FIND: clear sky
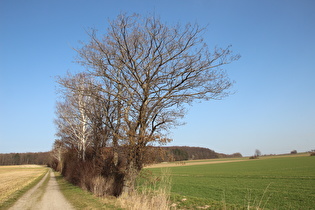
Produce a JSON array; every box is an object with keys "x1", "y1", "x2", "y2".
[{"x1": 1, "y1": 0, "x2": 314, "y2": 156}]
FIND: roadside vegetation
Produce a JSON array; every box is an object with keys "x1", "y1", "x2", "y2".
[
  {"x1": 55, "y1": 169, "x2": 171, "y2": 210},
  {"x1": 0, "y1": 165, "x2": 48, "y2": 209},
  {"x1": 54, "y1": 172, "x2": 119, "y2": 209}
]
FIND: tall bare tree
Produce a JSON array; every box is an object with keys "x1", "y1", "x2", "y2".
[
  {"x1": 55, "y1": 73, "x2": 95, "y2": 161},
  {"x1": 51, "y1": 140, "x2": 67, "y2": 172},
  {"x1": 77, "y1": 14, "x2": 239, "y2": 193},
  {"x1": 56, "y1": 13, "x2": 239, "y2": 195}
]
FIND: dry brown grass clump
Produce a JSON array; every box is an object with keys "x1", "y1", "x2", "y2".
[{"x1": 117, "y1": 169, "x2": 171, "y2": 210}]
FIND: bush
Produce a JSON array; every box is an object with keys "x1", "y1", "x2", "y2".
[
  {"x1": 310, "y1": 152, "x2": 315, "y2": 156},
  {"x1": 249, "y1": 156, "x2": 259, "y2": 159},
  {"x1": 60, "y1": 149, "x2": 125, "y2": 197}
]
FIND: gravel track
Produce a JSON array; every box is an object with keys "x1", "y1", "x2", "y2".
[{"x1": 9, "y1": 169, "x2": 74, "y2": 210}]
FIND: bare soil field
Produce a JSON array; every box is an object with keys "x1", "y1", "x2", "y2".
[
  {"x1": 0, "y1": 165, "x2": 47, "y2": 206},
  {"x1": 145, "y1": 158, "x2": 248, "y2": 168}
]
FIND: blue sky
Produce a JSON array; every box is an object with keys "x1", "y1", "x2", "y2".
[{"x1": 1, "y1": 0, "x2": 314, "y2": 156}]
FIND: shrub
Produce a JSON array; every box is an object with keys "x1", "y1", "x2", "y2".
[
  {"x1": 310, "y1": 152, "x2": 315, "y2": 156},
  {"x1": 60, "y1": 149, "x2": 125, "y2": 197}
]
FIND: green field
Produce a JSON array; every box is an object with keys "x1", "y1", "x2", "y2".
[{"x1": 146, "y1": 155, "x2": 315, "y2": 209}]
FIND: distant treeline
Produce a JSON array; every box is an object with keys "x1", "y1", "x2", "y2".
[
  {"x1": 0, "y1": 152, "x2": 51, "y2": 165},
  {"x1": 0, "y1": 147, "x2": 242, "y2": 166},
  {"x1": 145, "y1": 146, "x2": 242, "y2": 163},
  {"x1": 217, "y1": 152, "x2": 243, "y2": 158}
]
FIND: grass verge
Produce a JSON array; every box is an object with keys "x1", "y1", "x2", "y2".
[
  {"x1": 35, "y1": 170, "x2": 51, "y2": 202},
  {"x1": 0, "y1": 168, "x2": 49, "y2": 209},
  {"x1": 54, "y1": 172, "x2": 121, "y2": 209}
]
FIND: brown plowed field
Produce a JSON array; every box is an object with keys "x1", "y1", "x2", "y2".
[{"x1": 145, "y1": 158, "x2": 248, "y2": 168}]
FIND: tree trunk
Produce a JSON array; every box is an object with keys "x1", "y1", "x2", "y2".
[{"x1": 121, "y1": 161, "x2": 140, "y2": 195}]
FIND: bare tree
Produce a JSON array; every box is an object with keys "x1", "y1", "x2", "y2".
[
  {"x1": 55, "y1": 73, "x2": 96, "y2": 161},
  {"x1": 56, "y1": 13, "x2": 239, "y2": 195},
  {"x1": 255, "y1": 149, "x2": 262, "y2": 157},
  {"x1": 51, "y1": 140, "x2": 67, "y2": 172}
]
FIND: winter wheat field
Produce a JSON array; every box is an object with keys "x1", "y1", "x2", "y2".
[{"x1": 145, "y1": 153, "x2": 315, "y2": 209}]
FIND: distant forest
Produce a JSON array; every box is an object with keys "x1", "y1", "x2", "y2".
[
  {"x1": 0, "y1": 147, "x2": 242, "y2": 165},
  {"x1": 145, "y1": 146, "x2": 242, "y2": 163},
  {"x1": 0, "y1": 152, "x2": 51, "y2": 165}
]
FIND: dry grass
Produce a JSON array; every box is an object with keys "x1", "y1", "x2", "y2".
[
  {"x1": 0, "y1": 165, "x2": 47, "y2": 205},
  {"x1": 117, "y1": 168, "x2": 171, "y2": 210},
  {"x1": 118, "y1": 189, "x2": 170, "y2": 210}
]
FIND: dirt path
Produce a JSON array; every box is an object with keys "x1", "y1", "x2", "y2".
[{"x1": 9, "y1": 169, "x2": 74, "y2": 210}]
